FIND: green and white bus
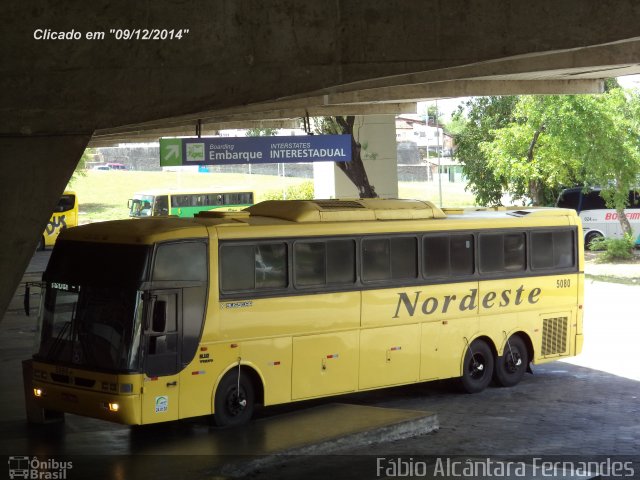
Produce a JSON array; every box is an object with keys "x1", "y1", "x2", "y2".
[{"x1": 128, "y1": 189, "x2": 254, "y2": 218}]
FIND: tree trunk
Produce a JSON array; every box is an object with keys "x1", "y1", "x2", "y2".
[
  {"x1": 334, "y1": 116, "x2": 378, "y2": 198},
  {"x1": 616, "y1": 206, "x2": 633, "y2": 237},
  {"x1": 526, "y1": 124, "x2": 545, "y2": 206}
]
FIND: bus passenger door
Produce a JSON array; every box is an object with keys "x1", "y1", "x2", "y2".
[{"x1": 141, "y1": 291, "x2": 181, "y2": 424}]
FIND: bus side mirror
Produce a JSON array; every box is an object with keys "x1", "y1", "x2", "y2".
[
  {"x1": 152, "y1": 300, "x2": 167, "y2": 333},
  {"x1": 24, "y1": 284, "x2": 31, "y2": 316},
  {"x1": 127, "y1": 199, "x2": 133, "y2": 209}
]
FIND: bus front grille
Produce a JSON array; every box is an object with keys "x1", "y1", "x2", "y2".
[{"x1": 541, "y1": 316, "x2": 568, "y2": 356}]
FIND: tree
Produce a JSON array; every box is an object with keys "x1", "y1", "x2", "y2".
[
  {"x1": 245, "y1": 127, "x2": 278, "y2": 137},
  {"x1": 481, "y1": 88, "x2": 640, "y2": 234},
  {"x1": 68, "y1": 148, "x2": 94, "y2": 185},
  {"x1": 313, "y1": 116, "x2": 377, "y2": 198},
  {"x1": 451, "y1": 96, "x2": 519, "y2": 205}
]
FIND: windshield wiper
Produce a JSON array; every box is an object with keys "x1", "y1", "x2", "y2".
[{"x1": 47, "y1": 320, "x2": 72, "y2": 361}]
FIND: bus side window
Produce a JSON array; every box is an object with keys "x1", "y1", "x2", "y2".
[
  {"x1": 293, "y1": 239, "x2": 355, "y2": 288},
  {"x1": 146, "y1": 293, "x2": 179, "y2": 377},
  {"x1": 480, "y1": 233, "x2": 526, "y2": 273},
  {"x1": 424, "y1": 234, "x2": 474, "y2": 278},
  {"x1": 220, "y1": 243, "x2": 287, "y2": 292},
  {"x1": 362, "y1": 237, "x2": 417, "y2": 282},
  {"x1": 531, "y1": 230, "x2": 575, "y2": 270},
  {"x1": 154, "y1": 195, "x2": 169, "y2": 216}
]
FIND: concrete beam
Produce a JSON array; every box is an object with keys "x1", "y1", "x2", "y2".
[
  {"x1": 92, "y1": 103, "x2": 417, "y2": 140},
  {"x1": 0, "y1": 136, "x2": 90, "y2": 319},
  {"x1": 325, "y1": 80, "x2": 605, "y2": 105},
  {"x1": 3, "y1": 2, "x2": 640, "y2": 135}
]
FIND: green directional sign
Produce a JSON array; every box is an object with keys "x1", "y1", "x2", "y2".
[{"x1": 160, "y1": 138, "x2": 182, "y2": 167}]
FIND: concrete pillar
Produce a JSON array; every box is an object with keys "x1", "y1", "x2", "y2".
[
  {"x1": 313, "y1": 115, "x2": 398, "y2": 199},
  {"x1": 0, "y1": 136, "x2": 90, "y2": 319}
]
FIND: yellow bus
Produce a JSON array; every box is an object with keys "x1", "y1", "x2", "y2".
[
  {"x1": 128, "y1": 188, "x2": 254, "y2": 218},
  {"x1": 37, "y1": 191, "x2": 78, "y2": 250},
  {"x1": 25, "y1": 199, "x2": 584, "y2": 427}
]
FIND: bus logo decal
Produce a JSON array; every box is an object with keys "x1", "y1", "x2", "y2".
[
  {"x1": 393, "y1": 286, "x2": 542, "y2": 319},
  {"x1": 155, "y1": 396, "x2": 168, "y2": 413},
  {"x1": 221, "y1": 301, "x2": 253, "y2": 309}
]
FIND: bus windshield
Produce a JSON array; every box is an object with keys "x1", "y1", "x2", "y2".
[
  {"x1": 128, "y1": 195, "x2": 154, "y2": 217},
  {"x1": 35, "y1": 241, "x2": 152, "y2": 372},
  {"x1": 35, "y1": 285, "x2": 144, "y2": 373}
]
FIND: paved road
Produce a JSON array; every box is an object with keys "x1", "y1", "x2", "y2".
[{"x1": 1, "y1": 251, "x2": 639, "y2": 479}]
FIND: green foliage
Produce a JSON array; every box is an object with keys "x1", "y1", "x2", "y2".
[
  {"x1": 452, "y1": 96, "x2": 519, "y2": 206},
  {"x1": 589, "y1": 234, "x2": 635, "y2": 262},
  {"x1": 68, "y1": 148, "x2": 94, "y2": 185},
  {"x1": 245, "y1": 127, "x2": 278, "y2": 137},
  {"x1": 455, "y1": 86, "x2": 640, "y2": 217},
  {"x1": 263, "y1": 181, "x2": 314, "y2": 200}
]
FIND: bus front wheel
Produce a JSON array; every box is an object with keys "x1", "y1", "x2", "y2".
[
  {"x1": 213, "y1": 370, "x2": 255, "y2": 427},
  {"x1": 460, "y1": 340, "x2": 494, "y2": 394},
  {"x1": 585, "y1": 231, "x2": 603, "y2": 249},
  {"x1": 493, "y1": 336, "x2": 528, "y2": 388}
]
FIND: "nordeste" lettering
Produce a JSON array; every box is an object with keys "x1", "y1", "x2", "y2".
[{"x1": 393, "y1": 286, "x2": 542, "y2": 318}]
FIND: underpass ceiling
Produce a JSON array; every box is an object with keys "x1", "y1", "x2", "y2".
[{"x1": 90, "y1": 38, "x2": 640, "y2": 146}]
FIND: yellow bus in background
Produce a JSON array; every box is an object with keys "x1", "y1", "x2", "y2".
[
  {"x1": 37, "y1": 191, "x2": 78, "y2": 250},
  {"x1": 25, "y1": 199, "x2": 584, "y2": 426}
]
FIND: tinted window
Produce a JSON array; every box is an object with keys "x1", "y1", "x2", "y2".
[
  {"x1": 327, "y1": 240, "x2": 356, "y2": 284},
  {"x1": 581, "y1": 191, "x2": 607, "y2": 210},
  {"x1": 451, "y1": 235, "x2": 475, "y2": 275},
  {"x1": 362, "y1": 238, "x2": 389, "y2": 281},
  {"x1": 362, "y1": 237, "x2": 417, "y2": 282},
  {"x1": 480, "y1": 233, "x2": 526, "y2": 273},
  {"x1": 295, "y1": 242, "x2": 325, "y2": 286},
  {"x1": 423, "y1": 236, "x2": 449, "y2": 277},
  {"x1": 557, "y1": 189, "x2": 580, "y2": 209},
  {"x1": 220, "y1": 245, "x2": 254, "y2": 291},
  {"x1": 56, "y1": 194, "x2": 76, "y2": 212},
  {"x1": 294, "y1": 239, "x2": 356, "y2": 287},
  {"x1": 153, "y1": 242, "x2": 207, "y2": 281},
  {"x1": 424, "y1": 234, "x2": 474, "y2": 277},
  {"x1": 531, "y1": 230, "x2": 575, "y2": 270},
  {"x1": 154, "y1": 195, "x2": 169, "y2": 215},
  {"x1": 220, "y1": 243, "x2": 287, "y2": 292}
]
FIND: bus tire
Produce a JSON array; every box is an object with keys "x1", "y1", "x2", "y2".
[
  {"x1": 493, "y1": 336, "x2": 528, "y2": 388},
  {"x1": 585, "y1": 231, "x2": 603, "y2": 249},
  {"x1": 460, "y1": 340, "x2": 494, "y2": 394},
  {"x1": 213, "y1": 370, "x2": 255, "y2": 427}
]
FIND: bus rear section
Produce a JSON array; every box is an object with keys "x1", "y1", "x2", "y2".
[{"x1": 38, "y1": 191, "x2": 78, "y2": 250}]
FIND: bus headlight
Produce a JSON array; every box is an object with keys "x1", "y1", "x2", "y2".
[
  {"x1": 33, "y1": 388, "x2": 44, "y2": 397},
  {"x1": 108, "y1": 403, "x2": 120, "y2": 412}
]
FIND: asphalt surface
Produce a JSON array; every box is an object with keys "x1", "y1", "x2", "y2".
[{"x1": 1, "y1": 250, "x2": 639, "y2": 479}]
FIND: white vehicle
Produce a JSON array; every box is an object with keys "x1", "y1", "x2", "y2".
[{"x1": 556, "y1": 187, "x2": 640, "y2": 247}]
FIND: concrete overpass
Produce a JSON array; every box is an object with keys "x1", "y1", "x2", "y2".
[{"x1": 1, "y1": 0, "x2": 640, "y2": 317}]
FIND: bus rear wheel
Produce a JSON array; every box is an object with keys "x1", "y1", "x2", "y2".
[
  {"x1": 460, "y1": 340, "x2": 494, "y2": 394},
  {"x1": 493, "y1": 336, "x2": 528, "y2": 388},
  {"x1": 213, "y1": 370, "x2": 255, "y2": 427}
]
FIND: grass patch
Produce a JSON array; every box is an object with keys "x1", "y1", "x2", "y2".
[
  {"x1": 67, "y1": 170, "x2": 310, "y2": 222},
  {"x1": 67, "y1": 171, "x2": 480, "y2": 223}
]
